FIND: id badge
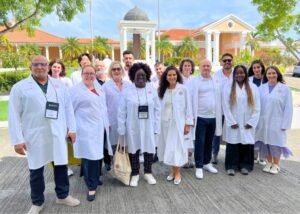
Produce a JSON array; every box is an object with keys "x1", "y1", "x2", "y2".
[
  {"x1": 45, "y1": 101, "x2": 59, "y2": 119},
  {"x1": 138, "y1": 105, "x2": 148, "y2": 119}
]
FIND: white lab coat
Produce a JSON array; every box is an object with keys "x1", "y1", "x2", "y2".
[
  {"x1": 8, "y1": 75, "x2": 76, "y2": 169},
  {"x1": 118, "y1": 83, "x2": 161, "y2": 154},
  {"x1": 70, "y1": 81, "x2": 112, "y2": 160},
  {"x1": 255, "y1": 82, "x2": 293, "y2": 147},
  {"x1": 102, "y1": 79, "x2": 131, "y2": 146},
  {"x1": 187, "y1": 75, "x2": 223, "y2": 140},
  {"x1": 222, "y1": 82, "x2": 261, "y2": 144},
  {"x1": 70, "y1": 70, "x2": 82, "y2": 85},
  {"x1": 150, "y1": 75, "x2": 160, "y2": 89},
  {"x1": 157, "y1": 83, "x2": 193, "y2": 166}
]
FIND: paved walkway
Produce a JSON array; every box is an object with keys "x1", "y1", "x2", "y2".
[{"x1": 1, "y1": 127, "x2": 300, "y2": 214}]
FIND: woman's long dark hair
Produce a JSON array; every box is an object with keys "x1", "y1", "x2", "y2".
[
  {"x1": 230, "y1": 65, "x2": 254, "y2": 111},
  {"x1": 48, "y1": 59, "x2": 66, "y2": 77},
  {"x1": 158, "y1": 66, "x2": 183, "y2": 99}
]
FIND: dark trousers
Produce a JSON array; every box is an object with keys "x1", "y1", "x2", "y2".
[
  {"x1": 225, "y1": 143, "x2": 254, "y2": 171},
  {"x1": 82, "y1": 158, "x2": 100, "y2": 191},
  {"x1": 194, "y1": 117, "x2": 216, "y2": 168},
  {"x1": 212, "y1": 115, "x2": 225, "y2": 156},
  {"x1": 128, "y1": 150, "x2": 153, "y2": 176},
  {"x1": 30, "y1": 165, "x2": 69, "y2": 206}
]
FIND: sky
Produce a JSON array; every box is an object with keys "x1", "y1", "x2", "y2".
[{"x1": 40, "y1": 0, "x2": 300, "y2": 40}]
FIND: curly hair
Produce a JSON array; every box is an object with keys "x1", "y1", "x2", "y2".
[
  {"x1": 158, "y1": 66, "x2": 183, "y2": 99},
  {"x1": 128, "y1": 63, "x2": 152, "y2": 82},
  {"x1": 230, "y1": 65, "x2": 254, "y2": 111},
  {"x1": 248, "y1": 59, "x2": 265, "y2": 77},
  {"x1": 179, "y1": 58, "x2": 195, "y2": 75},
  {"x1": 263, "y1": 66, "x2": 285, "y2": 84},
  {"x1": 48, "y1": 59, "x2": 66, "y2": 77}
]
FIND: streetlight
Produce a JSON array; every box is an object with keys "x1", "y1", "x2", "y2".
[
  {"x1": 88, "y1": 0, "x2": 94, "y2": 63},
  {"x1": 157, "y1": 0, "x2": 160, "y2": 62}
]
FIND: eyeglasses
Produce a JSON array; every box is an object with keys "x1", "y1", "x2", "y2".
[
  {"x1": 222, "y1": 59, "x2": 232, "y2": 63},
  {"x1": 32, "y1": 63, "x2": 48, "y2": 67},
  {"x1": 82, "y1": 73, "x2": 95, "y2": 76},
  {"x1": 112, "y1": 67, "x2": 121, "y2": 71}
]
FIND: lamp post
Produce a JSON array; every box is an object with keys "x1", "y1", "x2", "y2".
[
  {"x1": 157, "y1": 0, "x2": 160, "y2": 62},
  {"x1": 89, "y1": 0, "x2": 94, "y2": 63}
]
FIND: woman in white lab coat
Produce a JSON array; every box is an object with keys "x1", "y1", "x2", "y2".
[
  {"x1": 248, "y1": 60, "x2": 266, "y2": 166},
  {"x1": 118, "y1": 63, "x2": 161, "y2": 187},
  {"x1": 157, "y1": 66, "x2": 193, "y2": 185},
  {"x1": 222, "y1": 65, "x2": 260, "y2": 176},
  {"x1": 179, "y1": 58, "x2": 195, "y2": 168},
  {"x1": 255, "y1": 66, "x2": 293, "y2": 174},
  {"x1": 70, "y1": 65, "x2": 111, "y2": 201},
  {"x1": 102, "y1": 62, "x2": 131, "y2": 170}
]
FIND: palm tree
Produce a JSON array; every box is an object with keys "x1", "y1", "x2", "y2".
[
  {"x1": 89, "y1": 36, "x2": 111, "y2": 59},
  {"x1": 61, "y1": 37, "x2": 83, "y2": 61},
  {"x1": 156, "y1": 36, "x2": 174, "y2": 63},
  {"x1": 18, "y1": 43, "x2": 42, "y2": 66},
  {"x1": 246, "y1": 32, "x2": 260, "y2": 56},
  {"x1": 177, "y1": 37, "x2": 198, "y2": 59}
]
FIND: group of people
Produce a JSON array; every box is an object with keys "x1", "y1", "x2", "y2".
[{"x1": 8, "y1": 50, "x2": 293, "y2": 214}]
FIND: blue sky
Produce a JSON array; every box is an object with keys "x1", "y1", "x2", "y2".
[{"x1": 40, "y1": 0, "x2": 299, "y2": 40}]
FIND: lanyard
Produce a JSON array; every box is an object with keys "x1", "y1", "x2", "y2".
[{"x1": 34, "y1": 77, "x2": 58, "y2": 103}]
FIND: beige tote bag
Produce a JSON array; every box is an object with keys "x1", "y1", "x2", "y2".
[{"x1": 113, "y1": 136, "x2": 132, "y2": 186}]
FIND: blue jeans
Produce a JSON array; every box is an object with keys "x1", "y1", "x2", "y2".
[
  {"x1": 212, "y1": 115, "x2": 225, "y2": 156},
  {"x1": 30, "y1": 164, "x2": 69, "y2": 206},
  {"x1": 194, "y1": 117, "x2": 216, "y2": 168},
  {"x1": 82, "y1": 158, "x2": 101, "y2": 191}
]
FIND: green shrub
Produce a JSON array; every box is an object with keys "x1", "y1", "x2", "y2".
[{"x1": 0, "y1": 71, "x2": 30, "y2": 93}]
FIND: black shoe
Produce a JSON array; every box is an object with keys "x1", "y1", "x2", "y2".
[
  {"x1": 212, "y1": 155, "x2": 218, "y2": 164},
  {"x1": 98, "y1": 180, "x2": 103, "y2": 186},
  {"x1": 105, "y1": 164, "x2": 111, "y2": 171},
  {"x1": 87, "y1": 192, "x2": 96, "y2": 201},
  {"x1": 153, "y1": 154, "x2": 159, "y2": 163}
]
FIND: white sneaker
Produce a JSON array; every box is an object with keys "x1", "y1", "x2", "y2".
[
  {"x1": 56, "y1": 195, "x2": 80, "y2": 207},
  {"x1": 67, "y1": 168, "x2": 74, "y2": 176},
  {"x1": 258, "y1": 160, "x2": 267, "y2": 166},
  {"x1": 27, "y1": 204, "x2": 44, "y2": 214},
  {"x1": 269, "y1": 164, "x2": 280, "y2": 174},
  {"x1": 195, "y1": 168, "x2": 203, "y2": 179},
  {"x1": 203, "y1": 163, "x2": 218, "y2": 173},
  {"x1": 262, "y1": 162, "x2": 272, "y2": 173},
  {"x1": 130, "y1": 175, "x2": 140, "y2": 187},
  {"x1": 144, "y1": 173, "x2": 157, "y2": 185}
]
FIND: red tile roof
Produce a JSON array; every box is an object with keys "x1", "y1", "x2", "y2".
[
  {"x1": 161, "y1": 29, "x2": 196, "y2": 40},
  {"x1": 78, "y1": 38, "x2": 119, "y2": 45},
  {"x1": 1, "y1": 27, "x2": 66, "y2": 44}
]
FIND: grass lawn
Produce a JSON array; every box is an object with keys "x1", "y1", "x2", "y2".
[
  {"x1": 290, "y1": 87, "x2": 300, "y2": 92},
  {"x1": 0, "y1": 101, "x2": 8, "y2": 121}
]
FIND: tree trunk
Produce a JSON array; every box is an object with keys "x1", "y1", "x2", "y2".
[{"x1": 275, "y1": 29, "x2": 300, "y2": 61}]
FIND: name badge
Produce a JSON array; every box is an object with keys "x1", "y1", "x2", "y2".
[
  {"x1": 45, "y1": 101, "x2": 59, "y2": 119},
  {"x1": 138, "y1": 105, "x2": 148, "y2": 119}
]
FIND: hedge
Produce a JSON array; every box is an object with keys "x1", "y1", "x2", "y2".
[{"x1": 0, "y1": 71, "x2": 30, "y2": 93}]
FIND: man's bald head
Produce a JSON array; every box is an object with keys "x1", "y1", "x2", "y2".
[
  {"x1": 200, "y1": 58, "x2": 212, "y2": 78},
  {"x1": 30, "y1": 55, "x2": 49, "y2": 82}
]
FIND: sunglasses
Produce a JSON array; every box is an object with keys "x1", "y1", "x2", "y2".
[
  {"x1": 222, "y1": 59, "x2": 232, "y2": 63},
  {"x1": 32, "y1": 63, "x2": 48, "y2": 67},
  {"x1": 112, "y1": 67, "x2": 121, "y2": 71}
]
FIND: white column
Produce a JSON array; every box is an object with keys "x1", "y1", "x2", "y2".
[
  {"x1": 145, "y1": 32, "x2": 150, "y2": 63},
  {"x1": 151, "y1": 29, "x2": 156, "y2": 65},
  {"x1": 15, "y1": 44, "x2": 18, "y2": 53},
  {"x1": 205, "y1": 31, "x2": 212, "y2": 62},
  {"x1": 59, "y1": 47, "x2": 62, "y2": 59},
  {"x1": 123, "y1": 28, "x2": 127, "y2": 52},
  {"x1": 240, "y1": 31, "x2": 247, "y2": 51},
  {"x1": 111, "y1": 46, "x2": 115, "y2": 61},
  {"x1": 213, "y1": 31, "x2": 220, "y2": 65},
  {"x1": 119, "y1": 29, "x2": 124, "y2": 62},
  {"x1": 45, "y1": 46, "x2": 49, "y2": 60}
]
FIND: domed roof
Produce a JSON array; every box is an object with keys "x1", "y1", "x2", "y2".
[{"x1": 123, "y1": 7, "x2": 149, "y2": 21}]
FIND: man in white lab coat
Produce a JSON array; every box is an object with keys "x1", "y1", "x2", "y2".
[
  {"x1": 8, "y1": 56, "x2": 80, "y2": 214},
  {"x1": 211, "y1": 53, "x2": 234, "y2": 164}
]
